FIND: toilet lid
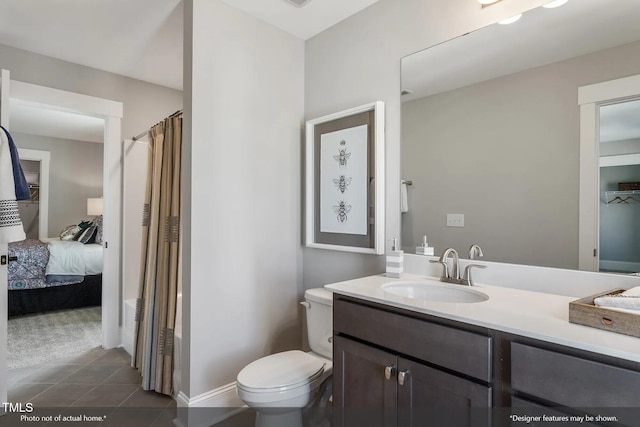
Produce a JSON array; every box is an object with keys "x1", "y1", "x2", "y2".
[{"x1": 237, "y1": 350, "x2": 325, "y2": 391}]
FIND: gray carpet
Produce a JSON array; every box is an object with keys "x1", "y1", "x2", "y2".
[{"x1": 8, "y1": 307, "x2": 102, "y2": 370}]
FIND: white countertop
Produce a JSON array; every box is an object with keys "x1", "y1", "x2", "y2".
[{"x1": 325, "y1": 273, "x2": 640, "y2": 363}]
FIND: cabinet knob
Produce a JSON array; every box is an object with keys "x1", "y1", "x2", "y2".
[
  {"x1": 384, "y1": 365, "x2": 396, "y2": 380},
  {"x1": 398, "y1": 370, "x2": 409, "y2": 386}
]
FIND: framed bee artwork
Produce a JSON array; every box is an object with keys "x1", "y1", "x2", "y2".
[{"x1": 305, "y1": 101, "x2": 385, "y2": 254}]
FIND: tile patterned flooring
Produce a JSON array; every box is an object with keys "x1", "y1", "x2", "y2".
[
  {"x1": 5, "y1": 348, "x2": 176, "y2": 427},
  {"x1": 5, "y1": 348, "x2": 257, "y2": 427}
]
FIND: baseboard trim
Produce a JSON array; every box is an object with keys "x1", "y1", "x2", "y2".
[{"x1": 174, "y1": 382, "x2": 247, "y2": 427}]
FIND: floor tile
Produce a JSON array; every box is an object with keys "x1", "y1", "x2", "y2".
[
  {"x1": 30, "y1": 383, "x2": 95, "y2": 407},
  {"x1": 43, "y1": 408, "x2": 109, "y2": 427},
  {"x1": 7, "y1": 383, "x2": 53, "y2": 402},
  {"x1": 89, "y1": 349, "x2": 131, "y2": 366},
  {"x1": 210, "y1": 409, "x2": 256, "y2": 427},
  {"x1": 100, "y1": 408, "x2": 165, "y2": 427},
  {"x1": 7, "y1": 364, "x2": 46, "y2": 384},
  {"x1": 149, "y1": 406, "x2": 178, "y2": 427},
  {"x1": 119, "y1": 388, "x2": 174, "y2": 408},
  {"x1": 102, "y1": 366, "x2": 143, "y2": 385},
  {"x1": 50, "y1": 349, "x2": 108, "y2": 365},
  {"x1": 59, "y1": 365, "x2": 121, "y2": 384},
  {"x1": 8, "y1": 345, "x2": 176, "y2": 423},
  {"x1": 71, "y1": 384, "x2": 139, "y2": 408},
  {"x1": 23, "y1": 365, "x2": 84, "y2": 384}
]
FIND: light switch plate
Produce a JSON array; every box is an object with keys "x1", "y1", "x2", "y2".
[{"x1": 447, "y1": 213, "x2": 464, "y2": 227}]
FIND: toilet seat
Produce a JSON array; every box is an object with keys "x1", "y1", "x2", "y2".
[{"x1": 237, "y1": 350, "x2": 326, "y2": 394}]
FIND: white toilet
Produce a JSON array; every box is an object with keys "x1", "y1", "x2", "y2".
[{"x1": 236, "y1": 288, "x2": 333, "y2": 427}]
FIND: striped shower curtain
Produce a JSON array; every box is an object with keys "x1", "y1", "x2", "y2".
[{"x1": 133, "y1": 113, "x2": 182, "y2": 395}]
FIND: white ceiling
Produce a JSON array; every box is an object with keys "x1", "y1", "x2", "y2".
[
  {"x1": 0, "y1": 0, "x2": 184, "y2": 90},
  {"x1": 401, "y1": 0, "x2": 640, "y2": 143},
  {"x1": 220, "y1": 0, "x2": 380, "y2": 40},
  {"x1": 0, "y1": 0, "x2": 378, "y2": 142},
  {"x1": 402, "y1": 0, "x2": 640, "y2": 101}
]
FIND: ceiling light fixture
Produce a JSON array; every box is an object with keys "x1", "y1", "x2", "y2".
[
  {"x1": 284, "y1": 0, "x2": 312, "y2": 7},
  {"x1": 543, "y1": 0, "x2": 569, "y2": 8},
  {"x1": 478, "y1": 0, "x2": 501, "y2": 4},
  {"x1": 498, "y1": 14, "x2": 522, "y2": 25}
]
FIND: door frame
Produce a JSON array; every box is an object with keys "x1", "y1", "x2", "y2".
[
  {"x1": 16, "y1": 148, "x2": 50, "y2": 240},
  {"x1": 578, "y1": 74, "x2": 640, "y2": 270},
  {"x1": 0, "y1": 72, "x2": 124, "y2": 400}
]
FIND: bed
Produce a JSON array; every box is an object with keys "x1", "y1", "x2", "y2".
[{"x1": 8, "y1": 238, "x2": 103, "y2": 317}]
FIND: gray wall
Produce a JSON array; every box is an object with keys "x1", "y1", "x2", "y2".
[
  {"x1": 14, "y1": 133, "x2": 103, "y2": 237},
  {"x1": 182, "y1": 0, "x2": 304, "y2": 399},
  {"x1": 0, "y1": 44, "x2": 182, "y2": 140},
  {"x1": 303, "y1": 0, "x2": 551, "y2": 289},
  {"x1": 401, "y1": 40, "x2": 640, "y2": 269}
]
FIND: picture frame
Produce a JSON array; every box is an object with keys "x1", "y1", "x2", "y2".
[{"x1": 305, "y1": 101, "x2": 385, "y2": 254}]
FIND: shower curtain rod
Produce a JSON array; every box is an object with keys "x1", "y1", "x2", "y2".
[{"x1": 131, "y1": 109, "x2": 183, "y2": 141}]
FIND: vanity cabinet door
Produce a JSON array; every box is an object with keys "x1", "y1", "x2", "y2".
[
  {"x1": 333, "y1": 335, "x2": 398, "y2": 427},
  {"x1": 397, "y1": 357, "x2": 491, "y2": 427}
]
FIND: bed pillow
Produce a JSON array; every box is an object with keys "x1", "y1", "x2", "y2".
[
  {"x1": 77, "y1": 225, "x2": 97, "y2": 244},
  {"x1": 60, "y1": 225, "x2": 81, "y2": 241},
  {"x1": 93, "y1": 215, "x2": 103, "y2": 244}
]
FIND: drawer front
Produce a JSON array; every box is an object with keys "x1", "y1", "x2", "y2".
[
  {"x1": 334, "y1": 299, "x2": 492, "y2": 382},
  {"x1": 510, "y1": 397, "x2": 601, "y2": 427},
  {"x1": 511, "y1": 342, "x2": 640, "y2": 407}
]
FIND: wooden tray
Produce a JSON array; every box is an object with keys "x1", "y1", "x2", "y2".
[{"x1": 569, "y1": 289, "x2": 640, "y2": 338}]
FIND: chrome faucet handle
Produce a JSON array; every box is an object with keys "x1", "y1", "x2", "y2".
[
  {"x1": 462, "y1": 264, "x2": 486, "y2": 286},
  {"x1": 468, "y1": 244, "x2": 484, "y2": 260},
  {"x1": 429, "y1": 260, "x2": 449, "y2": 279}
]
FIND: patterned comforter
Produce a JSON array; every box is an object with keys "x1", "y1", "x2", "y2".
[{"x1": 8, "y1": 239, "x2": 83, "y2": 290}]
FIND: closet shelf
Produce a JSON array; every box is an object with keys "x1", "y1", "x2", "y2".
[{"x1": 602, "y1": 190, "x2": 640, "y2": 205}]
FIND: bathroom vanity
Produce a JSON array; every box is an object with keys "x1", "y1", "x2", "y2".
[{"x1": 327, "y1": 273, "x2": 640, "y2": 427}]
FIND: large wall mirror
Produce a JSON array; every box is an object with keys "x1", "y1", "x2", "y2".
[{"x1": 401, "y1": 0, "x2": 640, "y2": 271}]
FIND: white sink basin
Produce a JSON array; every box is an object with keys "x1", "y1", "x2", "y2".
[{"x1": 382, "y1": 280, "x2": 489, "y2": 303}]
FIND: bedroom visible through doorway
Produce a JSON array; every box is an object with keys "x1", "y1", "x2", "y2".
[{"x1": 7, "y1": 106, "x2": 105, "y2": 370}]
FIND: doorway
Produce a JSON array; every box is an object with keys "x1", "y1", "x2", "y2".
[
  {"x1": 579, "y1": 74, "x2": 640, "y2": 271},
  {"x1": 0, "y1": 71, "x2": 123, "y2": 405},
  {"x1": 597, "y1": 98, "x2": 640, "y2": 273},
  {"x1": 9, "y1": 127, "x2": 104, "y2": 369}
]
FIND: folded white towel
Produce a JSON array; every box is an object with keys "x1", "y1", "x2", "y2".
[
  {"x1": 594, "y1": 286, "x2": 640, "y2": 311},
  {"x1": 400, "y1": 180, "x2": 409, "y2": 213},
  {"x1": 0, "y1": 129, "x2": 26, "y2": 243}
]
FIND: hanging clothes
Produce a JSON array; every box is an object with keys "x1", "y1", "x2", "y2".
[
  {"x1": 0, "y1": 125, "x2": 29, "y2": 201},
  {"x1": 0, "y1": 128, "x2": 26, "y2": 243},
  {"x1": 133, "y1": 112, "x2": 182, "y2": 396}
]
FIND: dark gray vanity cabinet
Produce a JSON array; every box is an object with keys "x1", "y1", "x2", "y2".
[
  {"x1": 511, "y1": 342, "x2": 640, "y2": 408},
  {"x1": 332, "y1": 292, "x2": 640, "y2": 427},
  {"x1": 333, "y1": 295, "x2": 492, "y2": 427}
]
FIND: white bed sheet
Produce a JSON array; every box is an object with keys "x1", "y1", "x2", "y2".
[{"x1": 44, "y1": 239, "x2": 103, "y2": 276}]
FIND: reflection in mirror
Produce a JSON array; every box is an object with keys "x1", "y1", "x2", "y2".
[{"x1": 400, "y1": 0, "x2": 640, "y2": 270}]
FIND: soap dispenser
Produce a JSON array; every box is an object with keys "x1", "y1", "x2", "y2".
[
  {"x1": 416, "y1": 235, "x2": 435, "y2": 256},
  {"x1": 386, "y1": 238, "x2": 404, "y2": 278}
]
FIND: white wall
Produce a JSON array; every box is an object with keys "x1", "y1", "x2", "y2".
[
  {"x1": 14, "y1": 133, "x2": 103, "y2": 236},
  {"x1": 302, "y1": 0, "x2": 552, "y2": 289},
  {"x1": 182, "y1": 0, "x2": 304, "y2": 400}
]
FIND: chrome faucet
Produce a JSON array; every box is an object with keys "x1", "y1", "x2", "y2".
[
  {"x1": 430, "y1": 247, "x2": 459, "y2": 282},
  {"x1": 468, "y1": 244, "x2": 484, "y2": 260},
  {"x1": 431, "y1": 247, "x2": 486, "y2": 286}
]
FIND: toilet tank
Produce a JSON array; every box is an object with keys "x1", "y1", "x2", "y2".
[{"x1": 303, "y1": 288, "x2": 333, "y2": 359}]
